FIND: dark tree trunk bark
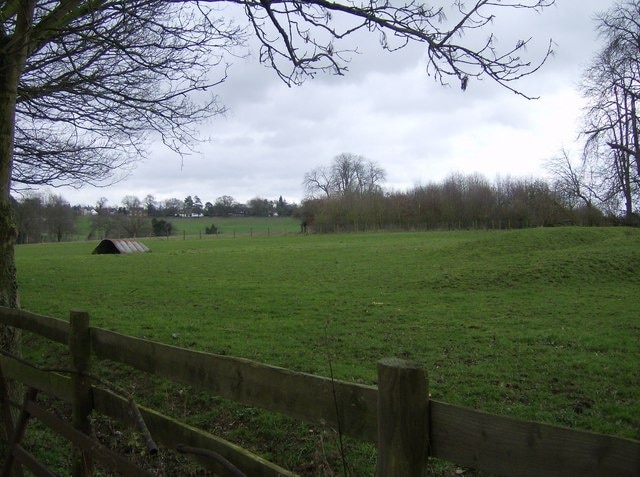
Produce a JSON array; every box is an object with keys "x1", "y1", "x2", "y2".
[
  {"x1": 0, "y1": 0, "x2": 37, "y2": 440},
  {"x1": 0, "y1": 0, "x2": 35, "y2": 385},
  {"x1": 0, "y1": 48, "x2": 21, "y2": 355},
  {"x1": 0, "y1": 40, "x2": 23, "y2": 443},
  {"x1": 631, "y1": 97, "x2": 640, "y2": 188}
]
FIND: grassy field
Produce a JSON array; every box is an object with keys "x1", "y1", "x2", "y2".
[
  {"x1": 167, "y1": 215, "x2": 301, "y2": 236},
  {"x1": 73, "y1": 215, "x2": 301, "y2": 240},
  {"x1": 13, "y1": 227, "x2": 640, "y2": 475}
]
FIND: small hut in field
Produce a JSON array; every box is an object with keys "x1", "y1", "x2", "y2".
[{"x1": 92, "y1": 239, "x2": 150, "y2": 254}]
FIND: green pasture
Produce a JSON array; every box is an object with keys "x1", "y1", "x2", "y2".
[
  {"x1": 14, "y1": 227, "x2": 640, "y2": 475},
  {"x1": 73, "y1": 215, "x2": 301, "y2": 240},
  {"x1": 73, "y1": 214, "x2": 93, "y2": 239},
  {"x1": 167, "y1": 215, "x2": 300, "y2": 236}
]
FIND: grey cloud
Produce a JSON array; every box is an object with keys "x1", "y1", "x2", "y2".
[{"x1": 45, "y1": 0, "x2": 617, "y2": 207}]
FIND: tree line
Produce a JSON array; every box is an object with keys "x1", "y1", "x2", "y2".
[
  {"x1": 11, "y1": 193, "x2": 297, "y2": 243},
  {"x1": 107, "y1": 194, "x2": 296, "y2": 219},
  {"x1": 300, "y1": 0, "x2": 640, "y2": 230},
  {"x1": 10, "y1": 193, "x2": 78, "y2": 244},
  {"x1": 298, "y1": 171, "x2": 607, "y2": 233},
  {"x1": 11, "y1": 148, "x2": 632, "y2": 244},
  {"x1": 90, "y1": 194, "x2": 296, "y2": 239}
]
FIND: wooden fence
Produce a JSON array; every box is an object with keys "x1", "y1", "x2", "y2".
[{"x1": 0, "y1": 306, "x2": 638, "y2": 476}]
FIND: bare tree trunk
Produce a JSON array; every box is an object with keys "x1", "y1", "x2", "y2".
[
  {"x1": 0, "y1": 4, "x2": 34, "y2": 439},
  {"x1": 0, "y1": 50, "x2": 21, "y2": 353},
  {"x1": 0, "y1": 59, "x2": 22, "y2": 444},
  {"x1": 631, "y1": 97, "x2": 640, "y2": 179},
  {"x1": 0, "y1": 0, "x2": 34, "y2": 331}
]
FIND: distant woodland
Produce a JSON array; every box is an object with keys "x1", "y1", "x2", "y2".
[{"x1": 12, "y1": 168, "x2": 624, "y2": 244}]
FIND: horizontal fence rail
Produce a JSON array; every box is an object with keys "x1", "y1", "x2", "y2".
[
  {"x1": 0, "y1": 355, "x2": 293, "y2": 477},
  {"x1": 90, "y1": 327, "x2": 378, "y2": 442},
  {"x1": 1, "y1": 306, "x2": 639, "y2": 477},
  {"x1": 430, "y1": 401, "x2": 640, "y2": 477}
]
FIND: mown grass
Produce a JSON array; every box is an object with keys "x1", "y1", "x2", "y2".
[{"x1": 14, "y1": 227, "x2": 640, "y2": 475}]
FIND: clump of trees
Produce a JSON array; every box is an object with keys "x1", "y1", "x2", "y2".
[
  {"x1": 140, "y1": 194, "x2": 296, "y2": 218},
  {"x1": 151, "y1": 218, "x2": 173, "y2": 237},
  {"x1": 89, "y1": 194, "x2": 296, "y2": 239},
  {"x1": 299, "y1": 172, "x2": 607, "y2": 233},
  {"x1": 89, "y1": 196, "x2": 151, "y2": 239},
  {"x1": 299, "y1": 154, "x2": 610, "y2": 233},
  {"x1": 11, "y1": 191, "x2": 298, "y2": 242},
  {"x1": 304, "y1": 153, "x2": 386, "y2": 198},
  {"x1": 12, "y1": 193, "x2": 77, "y2": 244}
]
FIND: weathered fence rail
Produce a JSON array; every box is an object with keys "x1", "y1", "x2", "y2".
[{"x1": 1, "y1": 306, "x2": 639, "y2": 476}]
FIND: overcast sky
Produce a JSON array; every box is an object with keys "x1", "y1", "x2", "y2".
[{"x1": 43, "y1": 0, "x2": 617, "y2": 207}]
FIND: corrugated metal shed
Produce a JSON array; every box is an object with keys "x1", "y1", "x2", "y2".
[{"x1": 93, "y1": 239, "x2": 150, "y2": 254}]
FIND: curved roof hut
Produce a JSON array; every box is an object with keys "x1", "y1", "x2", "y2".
[{"x1": 93, "y1": 239, "x2": 150, "y2": 254}]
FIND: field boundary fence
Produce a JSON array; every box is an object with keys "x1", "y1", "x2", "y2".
[{"x1": 0, "y1": 306, "x2": 638, "y2": 476}]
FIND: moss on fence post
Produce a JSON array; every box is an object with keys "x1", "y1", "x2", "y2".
[{"x1": 70, "y1": 310, "x2": 93, "y2": 477}]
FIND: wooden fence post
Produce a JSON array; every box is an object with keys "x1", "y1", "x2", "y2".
[
  {"x1": 375, "y1": 358, "x2": 429, "y2": 477},
  {"x1": 70, "y1": 310, "x2": 93, "y2": 477},
  {"x1": 0, "y1": 364, "x2": 16, "y2": 444}
]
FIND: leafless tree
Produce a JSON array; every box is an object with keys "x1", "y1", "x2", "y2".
[
  {"x1": 580, "y1": 0, "x2": 640, "y2": 221},
  {"x1": 1, "y1": 0, "x2": 555, "y2": 366},
  {"x1": 360, "y1": 160, "x2": 387, "y2": 195},
  {"x1": 122, "y1": 195, "x2": 143, "y2": 214},
  {"x1": 11, "y1": 2, "x2": 239, "y2": 190},
  {"x1": 545, "y1": 149, "x2": 599, "y2": 210},
  {"x1": 303, "y1": 165, "x2": 334, "y2": 198},
  {"x1": 305, "y1": 152, "x2": 386, "y2": 197},
  {"x1": 143, "y1": 194, "x2": 158, "y2": 216},
  {"x1": 332, "y1": 153, "x2": 364, "y2": 196}
]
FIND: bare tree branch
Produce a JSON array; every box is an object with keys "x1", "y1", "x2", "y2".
[
  {"x1": 9, "y1": 1, "x2": 244, "y2": 187},
  {"x1": 2, "y1": 0, "x2": 557, "y2": 190},
  {"x1": 227, "y1": 0, "x2": 554, "y2": 97},
  {"x1": 579, "y1": 0, "x2": 640, "y2": 220}
]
